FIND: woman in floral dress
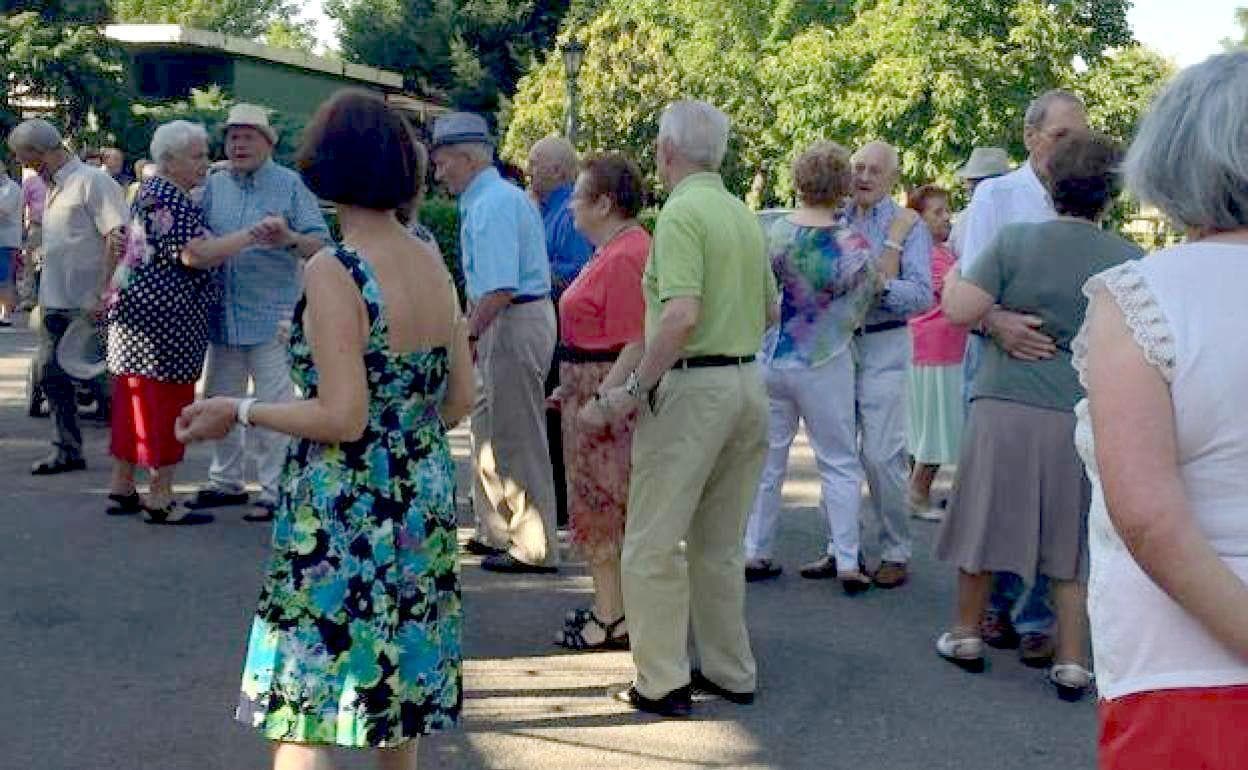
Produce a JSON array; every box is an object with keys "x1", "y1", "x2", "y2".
[
  {"x1": 176, "y1": 89, "x2": 474, "y2": 769},
  {"x1": 550, "y1": 153, "x2": 650, "y2": 650}
]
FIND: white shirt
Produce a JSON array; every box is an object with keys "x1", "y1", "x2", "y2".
[
  {"x1": 1074, "y1": 243, "x2": 1248, "y2": 699},
  {"x1": 958, "y1": 160, "x2": 1053, "y2": 273},
  {"x1": 0, "y1": 173, "x2": 21, "y2": 249},
  {"x1": 40, "y1": 158, "x2": 128, "y2": 310}
]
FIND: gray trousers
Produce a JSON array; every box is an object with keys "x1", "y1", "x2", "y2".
[
  {"x1": 852, "y1": 327, "x2": 912, "y2": 564},
  {"x1": 470, "y1": 300, "x2": 559, "y2": 566},
  {"x1": 36, "y1": 308, "x2": 84, "y2": 459}
]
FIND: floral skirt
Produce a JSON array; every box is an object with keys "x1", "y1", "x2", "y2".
[{"x1": 559, "y1": 361, "x2": 636, "y2": 562}]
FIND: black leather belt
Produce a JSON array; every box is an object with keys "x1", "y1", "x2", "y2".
[
  {"x1": 556, "y1": 345, "x2": 621, "y2": 364},
  {"x1": 854, "y1": 320, "x2": 907, "y2": 336},
  {"x1": 511, "y1": 294, "x2": 546, "y2": 305},
  {"x1": 673, "y1": 354, "x2": 756, "y2": 369}
]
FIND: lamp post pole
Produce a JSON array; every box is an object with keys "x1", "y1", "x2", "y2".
[{"x1": 560, "y1": 39, "x2": 586, "y2": 145}]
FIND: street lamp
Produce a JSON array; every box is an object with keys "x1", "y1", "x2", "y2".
[{"x1": 561, "y1": 38, "x2": 586, "y2": 145}]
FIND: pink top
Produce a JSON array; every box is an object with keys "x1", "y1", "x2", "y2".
[
  {"x1": 23, "y1": 173, "x2": 46, "y2": 225},
  {"x1": 909, "y1": 244, "x2": 969, "y2": 365},
  {"x1": 559, "y1": 226, "x2": 649, "y2": 351}
]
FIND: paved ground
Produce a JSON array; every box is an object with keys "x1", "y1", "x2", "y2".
[{"x1": 0, "y1": 319, "x2": 1098, "y2": 769}]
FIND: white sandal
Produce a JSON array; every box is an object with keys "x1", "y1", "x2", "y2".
[
  {"x1": 1049, "y1": 663, "x2": 1093, "y2": 701},
  {"x1": 935, "y1": 632, "x2": 985, "y2": 673}
]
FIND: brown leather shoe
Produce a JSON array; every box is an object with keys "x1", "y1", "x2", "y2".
[
  {"x1": 873, "y1": 560, "x2": 909, "y2": 588},
  {"x1": 1019, "y1": 632, "x2": 1056, "y2": 668},
  {"x1": 799, "y1": 555, "x2": 838, "y2": 579}
]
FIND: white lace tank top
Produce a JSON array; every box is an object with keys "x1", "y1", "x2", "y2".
[{"x1": 1073, "y1": 243, "x2": 1248, "y2": 700}]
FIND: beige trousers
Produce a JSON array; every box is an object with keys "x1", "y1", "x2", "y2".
[
  {"x1": 470, "y1": 300, "x2": 560, "y2": 566},
  {"x1": 621, "y1": 363, "x2": 768, "y2": 698}
]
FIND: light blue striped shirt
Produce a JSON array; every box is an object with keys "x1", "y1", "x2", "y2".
[
  {"x1": 848, "y1": 196, "x2": 934, "y2": 326},
  {"x1": 202, "y1": 160, "x2": 330, "y2": 346},
  {"x1": 458, "y1": 167, "x2": 551, "y2": 302}
]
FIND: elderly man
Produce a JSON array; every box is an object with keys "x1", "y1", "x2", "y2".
[
  {"x1": 948, "y1": 146, "x2": 1011, "y2": 257},
  {"x1": 186, "y1": 104, "x2": 330, "y2": 521},
  {"x1": 799, "y1": 141, "x2": 932, "y2": 588},
  {"x1": 431, "y1": 112, "x2": 560, "y2": 574},
  {"x1": 7, "y1": 119, "x2": 127, "y2": 474},
  {"x1": 958, "y1": 89, "x2": 1089, "y2": 667},
  {"x1": 602, "y1": 100, "x2": 776, "y2": 717}
]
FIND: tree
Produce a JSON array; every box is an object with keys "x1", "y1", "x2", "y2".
[
  {"x1": 1223, "y1": 6, "x2": 1248, "y2": 50},
  {"x1": 262, "y1": 18, "x2": 318, "y2": 52},
  {"x1": 0, "y1": 7, "x2": 126, "y2": 141},
  {"x1": 328, "y1": 0, "x2": 573, "y2": 114},
  {"x1": 110, "y1": 0, "x2": 299, "y2": 39},
  {"x1": 1076, "y1": 44, "x2": 1174, "y2": 143}
]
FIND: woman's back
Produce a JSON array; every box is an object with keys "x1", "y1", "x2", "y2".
[{"x1": 967, "y1": 219, "x2": 1141, "y2": 410}]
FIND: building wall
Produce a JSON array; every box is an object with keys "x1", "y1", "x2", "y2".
[{"x1": 229, "y1": 58, "x2": 386, "y2": 119}]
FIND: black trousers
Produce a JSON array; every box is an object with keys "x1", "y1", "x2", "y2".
[{"x1": 36, "y1": 308, "x2": 84, "y2": 458}]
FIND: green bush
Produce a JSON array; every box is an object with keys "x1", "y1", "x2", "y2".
[{"x1": 417, "y1": 195, "x2": 465, "y2": 299}]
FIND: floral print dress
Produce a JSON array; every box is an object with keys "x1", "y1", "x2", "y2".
[{"x1": 236, "y1": 246, "x2": 462, "y2": 747}]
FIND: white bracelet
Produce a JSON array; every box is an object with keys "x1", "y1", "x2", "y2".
[
  {"x1": 237, "y1": 397, "x2": 257, "y2": 427},
  {"x1": 884, "y1": 239, "x2": 903, "y2": 251}
]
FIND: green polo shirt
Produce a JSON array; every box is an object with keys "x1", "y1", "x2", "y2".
[{"x1": 643, "y1": 172, "x2": 776, "y2": 356}]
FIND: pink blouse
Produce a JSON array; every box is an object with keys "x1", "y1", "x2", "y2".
[
  {"x1": 909, "y1": 244, "x2": 969, "y2": 366},
  {"x1": 559, "y1": 227, "x2": 650, "y2": 351}
]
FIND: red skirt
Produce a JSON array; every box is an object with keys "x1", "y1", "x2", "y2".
[
  {"x1": 1100, "y1": 685, "x2": 1248, "y2": 770},
  {"x1": 109, "y1": 375, "x2": 196, "y2": 468}
]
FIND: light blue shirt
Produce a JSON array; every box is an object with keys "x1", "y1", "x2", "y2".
[
  {"x1": 458, "y1": 167, "x2": 551, "y2": 302},
  {"x1": 848, "y1": 196, "x2": 934, "y2": 326},
  {"x1": 203, "y1": 160, "x2": 330, "y2": 346},
  {"x1": 540, "y1": 183, "x2": 592, "y2": 295}
]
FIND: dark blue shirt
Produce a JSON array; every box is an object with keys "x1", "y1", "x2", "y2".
[{"x1": 540, "y1": 184, "x2": 593, "y2": 296}]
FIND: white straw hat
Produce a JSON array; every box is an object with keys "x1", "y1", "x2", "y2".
[
  {"x1": 956, "y1": 147, "x2": 1012, "y2": 180},
  {"x1": 224, "y1": 104, "x2": 278, "y2": 145}
]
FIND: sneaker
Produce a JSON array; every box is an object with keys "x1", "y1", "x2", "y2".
[
  {"x1": 1019, "y1": 632, "x2": 1056, "y2": 668},
  {"x1": 799, "y1": 555, "x2": 838, "y2": 580},
  {"x1": 979, "y1": 608, "x2": 1021, "y2": 650},
  {"x1": 935, "y1": 632, "x2": 986, "y2": 673}
]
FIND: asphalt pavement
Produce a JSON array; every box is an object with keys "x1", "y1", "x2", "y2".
[{"x1": 0, "y1": 319, "x2": 1097, "y2": 769}]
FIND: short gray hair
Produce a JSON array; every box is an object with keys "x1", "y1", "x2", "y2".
[
  {"x1": 1125, "y1": 51, "x2": 1248, "y2": 231},
  {"x1": 658, "y1": 100, "x2": 729, "y2": 170},
  {"x1": 1024, "y1": 89, "x2": 1086, "y2": 131},
  {"x1": 454, "y1": 141, "x2": 494, "y2": 166},
  {"x1": 7, "y1": 119, "x2": 63, "y2": 154},
  {"x1": 150, "y1": 120, "x2": 208, "y2": 169}
]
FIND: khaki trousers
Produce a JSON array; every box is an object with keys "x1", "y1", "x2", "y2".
[
  {"x1": 622, "y1": 363, "x2": 768, "y2": 698},
  {"x1": 470, "y1": 300, "x2": 560, "y2": 566}
]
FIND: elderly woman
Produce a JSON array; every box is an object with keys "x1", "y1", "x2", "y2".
[
  {"x1": 934, "y1": 131, "x2": 1142, "y2": 698},
  {"x1": 1075, "y1": 52, "x2": 1248, "y2": 767},
  {"x1": 104, "y1": 120, "x2": 267, "y2": 524},
  {"x1": 551, "y1": 152, "x2": 649, "y2": 650},
  {"x1": 905, "y1": 185, "x2": 966, "y2": 521},
  {"x1": 741, "y1": 140, "x2": 884, "y2": 593}
]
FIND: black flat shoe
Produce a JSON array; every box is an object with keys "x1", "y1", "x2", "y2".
[
  {"x1": 185, "y1": 489, "x2": 249, "y2": 510},
  {"x1": 31, "y1": 455, "x2": 86, "y2": 475},
  {"x1": 463, "y1": 537, "x2": 506, "y2": 557},
  {"x1": 242, "y1": 502, "x2": 276, "y2": 522},
  {"x1": 480, "y1": 553, "x2": 558, "y2": 574},
  {"x1": 690, "y1": 669, "x2": 754, "y2": 705},
  {"x1": 614, "y1": 685, "x2": 692, "y2": 718},
  {"x1": 143, "y1": 502, "x2": 214, "y2": 526},
  {"x1": 106, "y1": 491, "x2": 142, "y2": 516},
  {"x1": 745, "y1": 559, "x2": 783, "y2": 582}
]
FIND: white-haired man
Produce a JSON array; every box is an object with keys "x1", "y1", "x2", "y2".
[
  {"x1": 431, "y1": 112, "x2": 560, "y2": 575},
  {"x1": 186, "y1": 104, "x2": 330, "y2": 521},
  {"x1": 600, "y1": 100, "x2": 777, "y2": 717},
  {"x1": 799, "y1": 141, "x2": 932, "y2": 589},
  {"x1": 7, "y1": 119, "x2": 127, "y2": 475},
  {"x1": 959, "y1": 89, "x2": 1089, "y2": 668}
]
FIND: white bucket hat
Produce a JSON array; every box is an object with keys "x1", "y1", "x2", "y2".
[
  {"x1": 956, "y1": 147, "x2": 1011, "y2": 180},
  {"x1": 224, "y1": 104, "x2": 278, "y2": 146}
]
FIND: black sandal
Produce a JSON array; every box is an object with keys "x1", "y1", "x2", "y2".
[
  {"x1": 556, "y1": 609, "x2": 629, "y2": 651},
  {"x1": 143, "y1": 501, "x2": 215, "y2": 526},
  {"x1": 106, "y1": 491, "x2": 142, "y2": 516}
]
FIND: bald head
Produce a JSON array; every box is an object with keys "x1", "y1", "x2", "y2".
[
  {"x1": 851, "y1": 141, "x2": 900, "y2": 209},
  {"x1": 528, "y1": 135, "x2": 579, "y2": 201}
]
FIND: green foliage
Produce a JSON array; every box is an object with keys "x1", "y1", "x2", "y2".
[
  {"x1": 1, "y1": 0, "x2": 110, "y2": 21},
  {"x1": 416, "y1": 195, "x2": 464, "y2": 296},
  {"x1": 1076, "y1": 45, "x2": 1174, "y2": 144},
  {"x1": 110, "y1": 0, "x2": 299, "y2": 38},
  {"x1": 0, "y1": 11, "x2": 127, "y2": 142},
  {"x1": 328, "y1": 0, "x2": 572, "y2": 115},
  {"x1": 115, "y1": 87, "x2": 308, "y2": 166},
  {"x1": 262, "y1": 18, "x2": 319, "y2": 52},
  {"x1": 1223, "y1": 6, "x2": 1248, "y2": 50}
]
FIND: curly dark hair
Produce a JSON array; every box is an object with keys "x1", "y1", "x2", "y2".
[{"x1": 1044, "y1": 132, "x2": 1122, "y2": 220}]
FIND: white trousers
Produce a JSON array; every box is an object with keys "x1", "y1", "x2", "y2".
[
  {"x1": 202, "y1": 337, "x2": 295, "y2": 504},
  {"x1": 744, "y1": 350, "x2": 863, "y2": 569},
  {"x1": 853, "y1": 327, "x2": 912, "y2": 564}
]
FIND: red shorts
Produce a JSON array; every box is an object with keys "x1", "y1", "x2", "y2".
[
  {"x1": 109, "y1": 375, "x2": 196, "y2": 469},
  {"x1": 1100, "y1": 685, "x2": 1248, "y2": 769}
]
